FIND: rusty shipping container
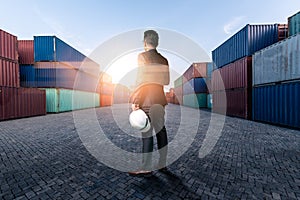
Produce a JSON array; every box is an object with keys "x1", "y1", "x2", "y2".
[
  {"x1": 0, "y1": 87, "x2": 46, "y2": 121},
  {"x1": 0, "y1": 29, "x2": 18, "y2": 61},
  {"x1": 0, "y1": 58, "x2": 20, "y2": 87},
  {"x1": 212, "y1": 57, "x2": 252, "y2": 91},
  {"x1": 183, "y1": 63, "x2": 208, "y2": 83},
  {"x1": 18, "y1": 40, "x2": 34, "y2": 65},
  {"x1": 213, "y1": 88, "x2": 252, "y2": 119}
]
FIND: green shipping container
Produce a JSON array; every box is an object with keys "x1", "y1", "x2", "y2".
[
  {"x1": 288, "y1": 11, "x2": 300, "y2": 36},
  {"x1": 174, "y1": 76, "x2": 183, "y2": 88},
  {"x1": 39, "y1": 88, "x2": 100, "y2": 113},
  {"x1": 183, "y1": 93, "x2": 207, "y2": 108},
  {"x1": 207, "y1": 94, "x2": 212, "y2": 109}
]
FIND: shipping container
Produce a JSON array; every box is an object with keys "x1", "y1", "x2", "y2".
[
  {"x1": 0, "y1": 58, "x2": 20, "y2": 87},
  {"x1": 253, "y1": 33, "x2": 300, "y2": 86},
  {"x1": 183, "y1": 78, "x2": 207, "y2": 95},
  {"x1": 183, "y1": 93, "x2": 207, "y2": 108},
  {"x1": 174, "y1": 86, "x2": 183, "y2": 105},
  {"x1": 207, "y1": 94, "x2": 212, "y2": 109},
  {"x1": 114, "y1": 84, "x2": 130, "y2": 104},
  {"x1": 33, "y1": 62, "x2": 99, "y2": 92},
  {"x1": 33, "y1": 36, "x2": 100, "y2": 75},
  {"x1": 252, "y1": 81, "x2": 300, "y2": 128},
  {"x1": 212, "y1": 56, "x2": 252, "y2": 91},
  {"x1": 169, "y1": 88, "x2": 175, "y2": 98},
  {"x1": 207, "y1": 62, "x2": 213, "y2": 78},
  {"x1": 206, "y1": 79, "x2": 212, "y2": 93},
  {"x1": 288, "y1": 11, "x2": 300, "y2": 36},
  {"x1": 183, "y1": 63, "x2": 207, "y2": 83},
  {"x1": 39, "y1": 88, "x2": 100, "y2": 113},
  {"x1": 0, "y1": 87, "x2": 46, "y2": 121},
  {"x1": 100, "y1": 71, "x2": 112, "y2": 83},
  {"x1": 100, "y1": 95, "x2": 113, "y2": 107},
  {"x1": 212, "y1": 24, "x2": 286, "y2": 68},
  {"x1": 20, "y1": 65, "x2": 36, "y2": 87},
  {"x1": 166, "y1": 92, "x2": 174, "y2": 104},
  {"x1": 18, "y1": 40, "x2": 34, "y2": 65},
  {"x1": 0, "y1": 29, "x2": 18, "y2": 61},
  {"x1": 98, "y1": 82, "x2": 114, "y2": 95},
  {"x1": 213, "y1": 88, "x2": 251, "y2": 119},
  {"x1": 174, "y1": 76, "x2": 183, "y2": 88}
]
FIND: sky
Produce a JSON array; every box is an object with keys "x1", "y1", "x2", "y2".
[{"x1": 1, "y1": 0, "x2": 299, "y2": 87}]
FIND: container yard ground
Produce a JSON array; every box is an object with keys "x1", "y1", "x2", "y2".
[{"x1": 0, "y1": 104, "x2": 299, "y2": 200}]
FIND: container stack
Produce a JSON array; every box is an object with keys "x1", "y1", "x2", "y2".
[
  {"x1": 173, "y1": 76, "x2": 183, "y2": 105},
  {"x1": 252, "y1": 32, "x2": 300, "y2": 128},
  {"x1": 18, "y1": 36, "x2": 100, "y2": 113},
  {"x1": 212, "y1": 24, "x2": 288, "y2": 119},
  {"x1": 0, "y1": 30, "x2": 46, "y2": 121},
  {"x1": 113, "y1": 84, "x2": 130, "y2": 104},
  {"x1": 182, "y1": 63, "x2": 208, "y2": 108},
  {"x1": 165, "y1": 88, "x2": 175, "y2": 104},
  {"x1": 98, "y1": 72, "x2": 113, "y2": 107},
  {"x1": 206, "y1": 63, "x2": 213, "y2": 109}
]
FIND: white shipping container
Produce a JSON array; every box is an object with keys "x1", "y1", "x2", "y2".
[{"x1": 253, "y1": 33, "x2": 300, "y2": 86}]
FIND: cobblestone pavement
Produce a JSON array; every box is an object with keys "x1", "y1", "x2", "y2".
[{"x1": 0, "y1": 104, "x2": 299, "y2": 200}]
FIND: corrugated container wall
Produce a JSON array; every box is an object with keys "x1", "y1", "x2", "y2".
[
  {"x1": 20, "y1": 65, "x2": 36, "y2": 87},
  {"x1": 253, "y1": 81, "x2": 300, "y2": 128},
  {"x1": 213, "y1": 88, "x2": 252, "y2": 119},
  {"x1": 207, "y1": 94, "x2": 212, "y2": 109},
  {"x1": 183, "y1": 78, "x2": 207, "y2": 95},
  {"x1": 0, "y1": 58, "x2": 20, "y2": 87},
  {"x1": 183, "y1": 94, "x2": 207, "y2": 108},
  {"x1": 212, "y1": 56, "x2": 252, "y2": 91},
  {"x1": 0, "y1": 29, "x2": 18, "y2": 61},
  {"x1": 212, "y1": 24, "x2": 285, "y2": 68},
  {"x1": 174, "y1": 86, "x2": 183, "y2": 105},
  {"x1": 0, "y1": 87, "x2": 46, "y2": 121},
  {"x1": 183, "y1": 63, "x2": 207, "y2": 83},
  {"x1": 174, "y1": 76, "x2": 183, "y2": 88},
  {"x1": 288, "y1": 11, "x2": 300, "y2": 36},
  {"x1": 18, "y1": 40, "x2": 34, "y2": 65},
  {"x1": 253, "y1": 33, "x2": 300, "y2": 86},
  {"x1": 40, "y1": 88, "x2": 100, "y2": 113},
  {"x1": 100, "y1": 95, "x2": 113, "y2": 107}
]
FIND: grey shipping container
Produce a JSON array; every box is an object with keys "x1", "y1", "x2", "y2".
[
  {"x1": 288, "y1": 11, "x2": 300, "y2": 36},
  {"x1": 253, "y1": 33, "x2": 300, "y2": 86}
]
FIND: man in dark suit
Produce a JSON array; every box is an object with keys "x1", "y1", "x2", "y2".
[{"x1": 129, "y1": 30, "x2": 169, "y2": 176}]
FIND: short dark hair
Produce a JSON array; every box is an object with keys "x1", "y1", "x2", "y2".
[{"x1": 144, "y1": 30, "x2": 159, "y2": 48}]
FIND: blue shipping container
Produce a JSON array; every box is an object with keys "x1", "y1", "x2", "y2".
[
  {"x1": 20, "y1": 65, "x2": 36, "y2": 87},
  {"x1": 212, "y1": 24, "x2": 280, "y2": 68},
  {"x1": 252, "y1": 81, "x2": 300, "y2": 128},
  {"x1": 183, "y1": 78, "x2": 207, "y2": 95},
  {"x1": 34, "y1": 36, "x2": 89, "y2": 65}
]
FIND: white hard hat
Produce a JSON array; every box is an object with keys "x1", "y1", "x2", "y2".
[{"x1": 129, "y1": 109, "x2": 151, "y2": 133}]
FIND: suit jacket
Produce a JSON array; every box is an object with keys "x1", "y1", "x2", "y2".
[{"x1": 131, "y1": 49, "x2": 169, "y2": 107}]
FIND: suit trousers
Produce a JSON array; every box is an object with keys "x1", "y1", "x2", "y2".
[{"x1": 141, "y1": 104, "x2": 168, "y2": 170}]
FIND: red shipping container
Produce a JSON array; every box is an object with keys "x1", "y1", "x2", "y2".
[
  {"x1": 278, "y1": 24, "x2": 288, "y2": 41},
  {"x1": 213, "y1": 88, "x2": 252, "y2": 119},
  {"x1": 0, "y1": 87, "x2": 46, "y2": 121},
  {"x1": 100, "y1": 95, "x2": 113, "y2": 107},
  {"x1": 0, "y1": 29, "x2": 18, "y2": 61},
  {"x1": 18, "y1": 40, "x2": 34, "y2": 65},
  {"x1": 212, "y1": 56, "x2": 252, "y2": 91},
  {"x1": 0, "y1": 58, "x2": 20, "y2": 87},
  {"x1": 183, "y1": 63, "x2": 207, "y2": 83},
  {"x1": 97, "y1": 82, "x2": 114, "y2": 95}
]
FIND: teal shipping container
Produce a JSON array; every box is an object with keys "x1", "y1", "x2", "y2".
[
  {"x1": 183, "y1": 93, "x2": 207, "y2": 108},
  {"x1": 174, "y1": 76, "x2": 184, "y2": 88},
  {"x1": 288, "y1": 11, "x2": 300, "y2": 36},
  {"x1": 40, "y1": 88, "x2": 100, "y2": 113},
  {"x1": 207, "y1": 94, "x2": 212, "y2": 109}
]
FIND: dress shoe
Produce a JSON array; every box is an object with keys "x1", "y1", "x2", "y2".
[{"x1": 128, "y1": 170, "x2": 152, "y2": 177}]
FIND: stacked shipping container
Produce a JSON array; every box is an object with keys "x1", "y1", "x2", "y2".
[
  {"x1": 288, "y1": 11, "x2": 300, "y2": 36},
  {"x1": 114, "y1": 84, "x2": 130, "y2": 104},
  {"x1": 182, "y1": 63, "x2": 208, "y2": 108},
  {"x1": 98, "y1": 72, "x2": 113, "y2": 107},
  {"x1": 252, "y1": 32, "x2": 300, "y2": 128},
  {"x1": 173, "y1": 76, "x2": 183, "y2": 105},
  {"x1": 0, "y1": 30, "x2": 46, "y2": 120},
  {"x1": 212, "y1": 24, "x2": 288, "y2": 119},
  {"x1": 18, "y1": 36, "x2": 101, "y2": 113}
]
